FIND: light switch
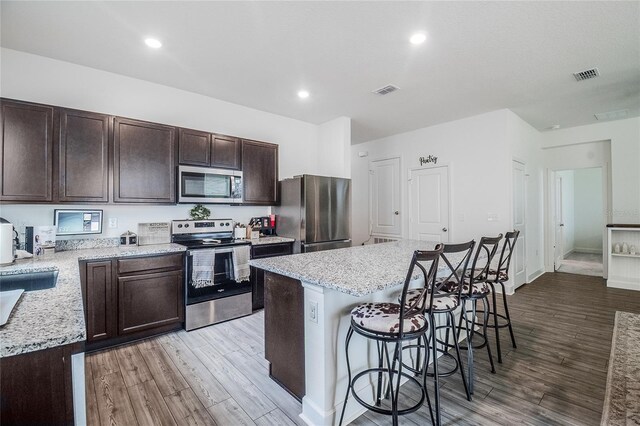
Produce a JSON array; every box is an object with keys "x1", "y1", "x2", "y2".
[{"x1": 108, "y1": 218, "x2": 118, "y2": 228}]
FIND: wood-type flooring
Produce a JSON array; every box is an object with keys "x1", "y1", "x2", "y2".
[{"x1": 85, "y1": 272, "x2": 640, "y2": 425}]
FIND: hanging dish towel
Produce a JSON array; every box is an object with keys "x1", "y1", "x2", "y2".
[
  {"x1": 192, "y1": 249, "x2": 216, "y2": 288},
  {"x1": 232, "y1": 245, "x2": 251, "y2": 282}
]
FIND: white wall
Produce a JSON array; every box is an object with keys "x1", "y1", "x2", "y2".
[
  {"x1": 507, "y1": 110, "x2": 545, "y2": 280},
  {"x1": 0, "y1": 48, "x2": 351, "y2": 239},
  {"x1": 573, "y1": 167, "x2": 603, "y2": 253},
  {"x1": 317, "y1": 117, "x2": 352, "y2": 179},
  {"x1": 542, "y1": 117, "x2": 640, "y2": 224},
  {"x1": 351, "y1": 109, "x2": 515, "y2": 240},
  {"x1": 556, "y1": 170, "x2": 575, "y2": 255}
]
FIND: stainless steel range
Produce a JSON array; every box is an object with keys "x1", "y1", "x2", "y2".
[{"x1": 172, "y1": 219, "x2": 252, "y2": 331}]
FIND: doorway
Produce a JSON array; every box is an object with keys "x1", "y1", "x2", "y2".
[
  {"x1": 369, "y1": 157, "x2": 401, "y2": 237},
  {"x1": 408, "y1": 165, "x2": 450, "y2": 242},
  {"x1": 553, "y1": 167, "x2": 604, "y2": 276}
]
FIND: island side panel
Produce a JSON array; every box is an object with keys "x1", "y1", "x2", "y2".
[{"x1": 264, "y1": 271, "x2": 306, "y2": 400}]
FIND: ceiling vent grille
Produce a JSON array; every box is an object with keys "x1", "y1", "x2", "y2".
[
  {"x1": 373, "y1": 84, "x2": 400, "y2": 95},
  {"x1": 573, "y1": 68, "x2": 600, "y2": 81},
  {"x1": 594, "y1": 109, "x2": 629, "y2": 121}
]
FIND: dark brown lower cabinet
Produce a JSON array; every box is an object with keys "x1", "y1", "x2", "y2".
[
  {"x1": 250, "y1": 242, "x2": 294, "y2": 310},
  {"x1": 264, "y1": 271, "x2": 305, "y2": 401},
  {"x1": 0, "y1": 343, "x2": 80, "y2": 425},
  {"x1": 118, "y1": 270, "x2": 183, "y2": 335},
  {"x1": 82, "y1": 253, "x2": 184, "y2": 350}
]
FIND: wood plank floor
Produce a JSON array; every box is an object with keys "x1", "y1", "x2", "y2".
[{"x1": 85, "y1": 272, "x2": 640, "y2": 425}]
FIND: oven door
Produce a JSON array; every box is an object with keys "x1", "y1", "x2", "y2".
[
  {"x1": 178, "y1": 166, "x2": 243, "y2": 204},
  {"x1": 185, "y1": 248, "x2": 250, "y2": 304}
]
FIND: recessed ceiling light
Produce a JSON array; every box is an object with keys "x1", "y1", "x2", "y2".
[
  {"x1": 144, "y1": 38, "x2": 162, "y2": 49},
  {"x1": 297, "y1": 90, "x2": 310, "y2": 99},
  {"x1": 409, "y1": 33, "x2": 427, "y2": 45}
]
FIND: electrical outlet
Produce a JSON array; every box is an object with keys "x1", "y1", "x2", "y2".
[
  {"x1": 108, "y1": 218, "x2": 118, "y2": 228},
  {"x1": 487, "y1": 213, "x2": 499, "y2": 222},
  {"x1": 309, "y1": 301, "x2": 319, "y2": 323}
]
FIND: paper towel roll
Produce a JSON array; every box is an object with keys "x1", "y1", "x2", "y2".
[{"x1": 0, "y1": 223, "x2": 15, "y2": 265}]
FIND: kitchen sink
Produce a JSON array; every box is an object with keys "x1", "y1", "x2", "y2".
[{"x1": 0, "y1": 270, "x2": 59, "y2": 292}]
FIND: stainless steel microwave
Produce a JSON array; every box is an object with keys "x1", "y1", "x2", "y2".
[{"x1": 178, "y1": 166, "x2": 243, "y2": 204}]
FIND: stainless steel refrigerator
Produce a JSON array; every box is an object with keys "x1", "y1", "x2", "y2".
[{"x1": 275, "y1": 175, "x2": 351, "y2": 253}]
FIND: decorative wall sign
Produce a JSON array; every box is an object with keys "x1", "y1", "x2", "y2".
[{"x1": 419, "y1": 155, "x2": 438, "y2": 166}]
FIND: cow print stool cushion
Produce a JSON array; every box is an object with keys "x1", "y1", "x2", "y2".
[
  {"x1": 351, "y1": 302, "x2": 427, "y2": 334},
  {"x1": 403, "y1": 289, "x2": 460, "y2": 311}
]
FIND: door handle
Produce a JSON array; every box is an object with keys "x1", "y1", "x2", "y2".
[
  {"x1": 559, "y1": 223, "x2": 564, "y2": 227},
  {"x1": 394, "y1": 211, "x2": 399, "y2": 215},
  {"x1": 442, "y1": 228, "x2": 448, "y2": 232}
]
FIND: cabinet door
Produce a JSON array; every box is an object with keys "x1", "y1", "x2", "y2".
[
  {"x1": 242, "y1": 139, "x2": 278, "y2": 204},
  {"x1": 85, "y1": 261, "x2": 116, "y2": 342},
  {"x1": 118, "y1": 270, "x2": 184, "y2": 335},
  {"x1": 58, "y1": 109, "x2": 110, "y2": 202},
  {"x1": 179, "y1": 128, "x2": 210, "y2": 166},
  {"x1": 0, "y1": 99, "x2": 54, "y2": 201},
  {"x1": 113, "y1": 117, "x2": 176, "y2": 203},
  {"x1": 211, "y1": 134, "x2": 242, "y2": 170}
]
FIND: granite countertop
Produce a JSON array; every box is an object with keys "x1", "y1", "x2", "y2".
[
  {"x1": 0, "y1": 243, "x2": 186, "y2": 358},
  {"x1": 249, "y1": 236, "x2": 295, "y2": 245},
  {"x1": 250, "y1": 239, "x2": 460, "y2": 297}
]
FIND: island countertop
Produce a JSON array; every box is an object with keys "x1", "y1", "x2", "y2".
[
  {"x1": 0, "y1": 243, "x2": 186, "y2": 358},
  {"x1": 250, "y1": 239, "x2": 449, "y2": 297}
]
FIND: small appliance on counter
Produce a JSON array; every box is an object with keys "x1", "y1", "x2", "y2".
[
  {"x1": 137, "y1": 222, "x2": 170, "y2": 246},
  {"x1": 120, "y1": 231, "x2": 138, "y2": 246},
  {"x1": 0, "y1": 218, "x2": 18, "y2": 265},
  {"x1": 249, "y1": 215, "x2": 277, "y2": 237},
  {"x1": 25, "y1": 226, "x2": 57, "y2": 256}
]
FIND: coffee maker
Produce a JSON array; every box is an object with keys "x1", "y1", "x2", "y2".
[
  {"x1": 249, "y1": 215, "x2": 277, "y2": 236},
  {"x1": 0, "y1": 218, "x2": 18, "y2": 265}
]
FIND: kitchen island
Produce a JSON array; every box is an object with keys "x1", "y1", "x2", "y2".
[{"x1": 250, "y1": 239, "x2": 456, "y2": 426}]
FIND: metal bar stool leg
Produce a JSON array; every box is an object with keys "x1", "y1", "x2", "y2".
[
  {"x1": 430, "y1": 316, "x2": 441, "y2": 426},
  {"x1": 420, "y1": 336, "x2": 435, "y2": 426},
  {"x1": 501, "y1": 281, "x2": 517, "y2": 349},
  {"x1": 490, "y1": 284, "x2": 503, "y2": 363},
  {"x1": 339, "y1": 327, "x2": 355, "y2": 426},
  {"x1": 449, "y1": 311, "x2": 471, "y2": 401},
  {"x1": 482, "y1": 297, "x2": 496, "y2": 373},
  {"x1": 465, "y1": 301, "x2": 475, "y2": 395}
]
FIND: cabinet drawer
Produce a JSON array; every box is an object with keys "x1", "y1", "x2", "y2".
[
  {"x1": 117, "y1": 253, "x2": 183, "y2": 275},
  {"x1": 251, "y1": 243, "x2": 293, "y2": 259}
]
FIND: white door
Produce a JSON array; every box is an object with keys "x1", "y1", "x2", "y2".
[
  {"x1": 370, "y1": 158, "x2": 401, "y2": 236},
  {"x1": 554, "y1": 176, "x2": 564, "y2": 270},
  {"x1": 512, "y1": 160, "x2": 526, "y2": 288},
  {"x1": 409, "y1": 166, "x2": 449, "y2": 243}
]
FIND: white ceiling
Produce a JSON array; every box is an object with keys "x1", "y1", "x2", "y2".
[{"x1": 1, "y1": 1, "x2": 639, "y2": 143}]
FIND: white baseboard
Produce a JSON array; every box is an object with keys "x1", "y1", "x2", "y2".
[
  {"x1": 527, "y1": 268, "x2": 545, "y2": 283},
  {"x1": 573, "y1": 247, "x2": 603, "y2": 255},
  {"x1": 563, "y1": 248, "x2": 574, "y2": 257}
]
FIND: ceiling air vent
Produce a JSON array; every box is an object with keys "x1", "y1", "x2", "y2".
[
  {"x1": 373, "y1": 84, "x2": 400, "y2": 95},
  {"x1": 594, "y1": 109, "x2": 629, "y2": 121},
  {"x1": 573, "y1": 68, "x2": 600, "y2": 81}
]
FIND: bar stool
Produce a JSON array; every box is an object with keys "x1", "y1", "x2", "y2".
[
  {"x1": 453, "y1": 234, "x2": 502, "y2": 394},
  {"x1": 399, "y1": 241, "x2": 475, "y2": 426},
  {"x1": 338, "y1": 245, "x2": 443, "y2": 426},
  {"x1": 486, "y1": 230, "x2": 520, "y2": 363}
]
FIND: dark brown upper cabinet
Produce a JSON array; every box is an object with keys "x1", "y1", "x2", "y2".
[
  {"x1": 178, "y1": 128, "x2": 210, "y2": 166},
  {"x1": 178, "y1": 129, "x2": 242, "y2": 170},
  {"x1": 0, "y1": 99, "x2": 54, "y2": 202},
  {"x1": 242, "y1": 139, "x2": 278, "y2": 205},
  {"x1": 113, "y1": 117, "x2": 176, "y2": 203},
  {"x1": 57, "y1": 109, "x2": 110, "y2": 202},
  {"x1": 211, "y1": 134, "x2": 242, "y2": 170}
]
